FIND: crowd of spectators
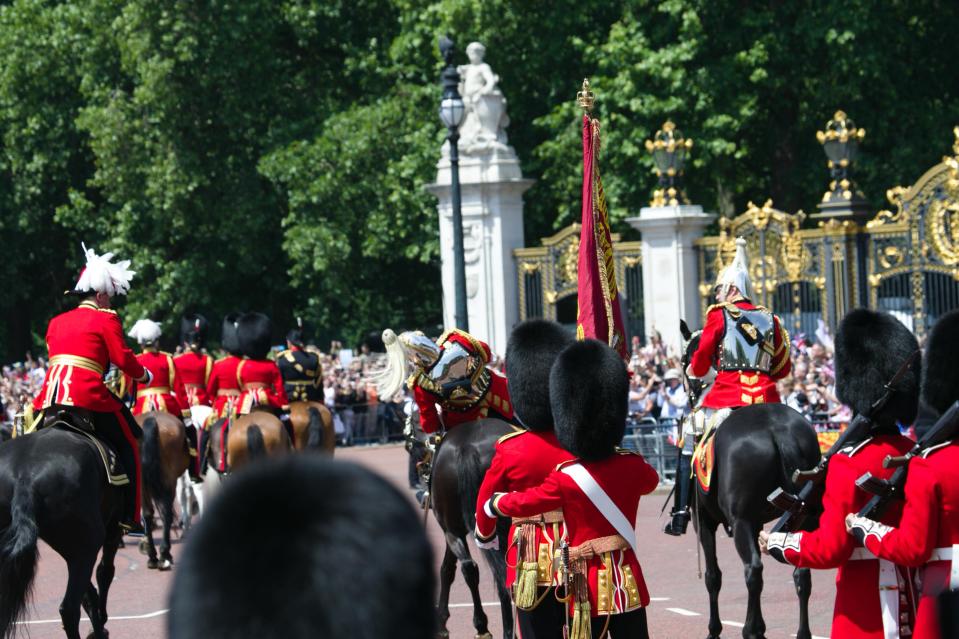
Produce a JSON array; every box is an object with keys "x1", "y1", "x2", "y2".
[{"x1": 1, "y1": 355, "x2": 46, "y2": 424}]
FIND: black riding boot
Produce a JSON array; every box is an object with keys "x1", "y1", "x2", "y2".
[
  {"x1": 664, "y1": 453, "x2": 692, "y2": 536},
  {"x1": 185, "y1": 424, "x2": 202, "y2": 483},
  {"x1": 197, "y1": 426, "x2": 210, "y2": 477}
]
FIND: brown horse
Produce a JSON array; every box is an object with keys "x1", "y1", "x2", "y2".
[
  {"x1": 226, "y1": 411, "x2": 292, "y2": 471},
  {"x1": 137, "y1": 411, "x2": 191, "y2": 571},
  {"x1": 287, "y1": 401, "x2": 336, "y2": 454}
]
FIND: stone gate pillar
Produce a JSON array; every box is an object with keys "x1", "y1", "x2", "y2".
[
  {"x1": 425, "y1": 41, "x2": 533, "y2": 356},
  {"x1": 626, "y1": 205, "x2": 715, "y2": 354}
]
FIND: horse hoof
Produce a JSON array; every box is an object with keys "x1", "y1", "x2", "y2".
[
  {"x1": 159, "y1": 559, "x2": 173, "y2": 571},
  {"x1": 147, "y1": 558, "x2": 159, "y2": 570}
]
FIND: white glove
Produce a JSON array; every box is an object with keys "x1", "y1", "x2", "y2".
[
  {"x1": 183, "y1": 417, "x2": 193, "y2": 428},
  {"x1": 140, "y1": 368, "x2": 154, "y2": 386},
  {"x1": 474, "y1": 530, "x2": 499, "y2": 551}
]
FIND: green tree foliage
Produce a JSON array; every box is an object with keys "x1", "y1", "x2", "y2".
[{"x1": 1, "y1": 0, "x2": 958, "y2": 358}]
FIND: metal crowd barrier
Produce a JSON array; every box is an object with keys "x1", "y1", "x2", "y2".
[{"x1": 620, "y1": 416, "x2": 681, "y2": 484}]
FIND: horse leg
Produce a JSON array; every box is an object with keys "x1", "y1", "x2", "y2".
[
  {"x1": 176, "y1": 473, "x2": 190, "y2": 532},
  {"x1": 479, "y1": 543, "x2": 513, "y2": 639},
  {"x1": 142, "y1": 500, "x2": 159, "y2": 569},
  {"x1": 96, "y1": 523, "x2": 123, "y2": 628},
  {"x1": 159, "y1": 492, "x2": 175, "y2": 570},
  {"x1": 435, "y1": 545, "x2": 457, "y2": 638},
  {"x1": 793, "y1": 567, "x2": 812, "y2": 639},
  {"x1": 698, "y1": 515, "x2": 723, "y2": 639},
  {"x1": 449, "y1": 535, "x2": 491, "y2": 639},
  {"x1": 732, "y1": 519, "x2": 766, "y2": 639},
  {"x1": 81, "y1": 584, "x2": 106, "y2": 639},
  {"x1": 60, "y1": 554, "x2": 96, "y2": 639}
]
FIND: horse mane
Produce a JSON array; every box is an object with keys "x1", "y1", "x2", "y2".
[{"x1": 169, "y1": 457, "x2": 434, "y2": 639}]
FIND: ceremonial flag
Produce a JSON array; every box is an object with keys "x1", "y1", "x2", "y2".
[{"x1": 576, "y1": 108, "x2": 628, "y2": 361}]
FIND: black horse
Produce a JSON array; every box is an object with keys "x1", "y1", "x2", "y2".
[
  {"x1": 427, "y1": 419, "x2": 514, "y2": 639},
  {"x1": 0, "y1": 422, "x2": 125, "y2": 639},
  {"x1": 679, "y1": 321, "x2": 822, "y2": 639}
]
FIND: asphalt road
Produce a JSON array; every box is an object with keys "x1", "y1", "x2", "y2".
[{"x1": 17, "y1": 443, "x2": 837, "y2": 638}]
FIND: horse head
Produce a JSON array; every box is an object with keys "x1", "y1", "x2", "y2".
[{"x1": 679, "y1": 319, "x2": 710, "y2": 409}]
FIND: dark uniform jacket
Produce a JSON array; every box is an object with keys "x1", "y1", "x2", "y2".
[{"x1": 276, "y1": 346, "x2": 323, "y2": 403}]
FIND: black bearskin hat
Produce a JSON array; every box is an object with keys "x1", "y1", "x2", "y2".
[
  {"x1": 237, "y1": 312, "x2": 273, "y2": 360},
  {"x1": 551, "y1": 339, "x2": 628, "y2": 461},
  {"x1": 221, "y1": 313, "x2": 241, "y2": 356},
  {"x1": 505, "y1": 320, "x2": 574, "y2": 431},
  {"x1": 168, "y1": 457, "x2": 434, "y2": 639},
  {"x1": 835, "y1": 309, "x2": 920, "y2": 429},
  {"x1": 181, "y1": 313, "x2": 209, "y2": 349},
  {"x1": 922, "y1": 309, "x2": 959, "y2": 415}
]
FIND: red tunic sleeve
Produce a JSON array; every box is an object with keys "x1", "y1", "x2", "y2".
[
  {"x1": 690, "y1": 307, "x2": 725, "y2": 378},
  {"x1": 413, "y1": 383, "x2": 442, "y2": 434},
  {"x1": 490, "y1": 470, "x2": 565, "y2": 519},
  {"x1": 863, "y1": 460, "x2": 938, "y2": 567},
  {"x1": 783, "y1": 456, "x2": 857, "y2": 568},
  {"x1": 102, "y1": 313, "x2": 146, "y2": 381},
  {"x1": 769, "y1": 316, "x2": 792, "y2": 380},
  {"x1": 475, "y1": 444, "x2": 512, "y2": 539}
]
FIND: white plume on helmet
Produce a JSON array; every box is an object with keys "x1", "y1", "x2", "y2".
[
  {"x1": 370, "y1": 328, "x2": 441, "y2": 399},
  {"x1": 74, "y1": 243, "x2": 135, "y2": 297},
  {"x1": 128, "y1": 319, "x2": 162, "y2": 345},
  {"x1": 716, "y1": 237, "x2": 751, "y2": 299}
]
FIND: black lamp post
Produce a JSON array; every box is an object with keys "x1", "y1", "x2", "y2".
[
  {"x1": 438, "y1": 35, "x2": 469, "y2": 331},
  {"x1": 645, "y1": 120, "x2": 693, "y2": 206}
]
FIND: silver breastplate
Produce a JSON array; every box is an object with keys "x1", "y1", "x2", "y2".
[{"x1": 718, "y1": 307, "x2": 776, "y2": 373}]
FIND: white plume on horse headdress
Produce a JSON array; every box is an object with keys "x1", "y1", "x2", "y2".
[
  {"x1": 370, "y1": 328, "x2": 441, "y2": 399},
  {"x1": 74, "y1": 243, "x2": 135, "y2": 297},
  {"x1": 715, "y1": 237, "x2": 751, "y2": 299},
  {"x1": 128, "y1": 319, "x2": 162, "y2": 345}
]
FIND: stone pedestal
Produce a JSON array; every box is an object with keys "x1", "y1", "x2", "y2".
[
  {"x1": 626, "y1": 205, "x2": 715, "y2": 354},
  {"x1": 426, "y1": 144, "x2": 533, "y2": 356}
]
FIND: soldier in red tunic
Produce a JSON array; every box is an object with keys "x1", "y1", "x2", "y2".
[
  {"x1": 201, "y1": 314, "x2": 243, "y2": 474},
  {"x1": 32, "y1": 244, "x2": 151, "y2": 534},
  {"x1": 375, "y1": 327, "x2": 513, "y2": 435},
  {"x1": 127, "y1": 319, "x2": 190, "y2": 418},
  {"x1": 473, "y1": 320, "x2": 575, "y2": 638},
  {"x1": 666, "y1": 236, "x2": 792, "y2": 536},
  {"x1": 481, "y1": 339, "x2": 659, "y2": 639},
  {"x1": 174, "y1": 314, "x2": 213, "y2": 408},
  {"x1": 235, "y1": 312, "x2": 288, "y2": 415},
  {"x1": 845, "y1": 309, "x2": 959, "y2": 639},
  {"x1": 762, "y1": 309, "x2": 921, "y2": 639}
]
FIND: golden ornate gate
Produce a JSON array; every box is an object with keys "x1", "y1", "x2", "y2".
[{"x1": 864, "y1": 128, "x2": 959, "y2": 336}]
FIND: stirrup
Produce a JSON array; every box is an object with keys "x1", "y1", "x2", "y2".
[{"x1": 663, "y1": 509, "x2": 690, "y2": 536}]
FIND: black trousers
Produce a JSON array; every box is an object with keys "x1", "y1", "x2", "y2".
[
  {"x1": 516, "y1": 590, "x2": 565, "y2": 638},
  {"x1": 591, "y1": 608, "x2": 649, "y2": 639}
]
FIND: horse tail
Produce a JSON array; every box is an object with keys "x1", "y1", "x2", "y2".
[
  {"x1": 306, "y1": 407, "x2": 323, "y2": 450},
  {"x1": 141, "y1": 417, "x2": 171, "y2": 508},
  {"x1": 0, "y1": 487, "x2": 39, "y2": 639},
  {"x1": 455, "y1": 445, "x2": 484, "y2": 530},
  {"x1": 772, "y1": 425, "x2": 813, "y2": 494},
  {"x1": 247, "y1": 425, "x2": 266, "y2": 460}
]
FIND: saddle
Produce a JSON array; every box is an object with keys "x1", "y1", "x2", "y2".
[
  {"x1": 41, "y1": 409, "x2": 129, "y2": 487},
  {"x1": 690, "y1": 407, "x2": 733, "y2": 494}
]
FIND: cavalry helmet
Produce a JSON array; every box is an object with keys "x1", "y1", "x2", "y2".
[
  {"x1": 835, "y1": 308, "x2": 920, "y2": 429},
  {"x1": 714, "y1": 237, "x2": 751, "y2": 299},
  {"x1": 505, "y1": 320, "x2": 574, "y2": 432},
  {"x1": 551, "y1": 339, "x2": 629, "y2": 461},
  {"x1": 922, "y1": 309, "x2": 959, "y2": 415}
]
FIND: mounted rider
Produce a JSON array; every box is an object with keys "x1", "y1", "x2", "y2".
[
  {"x1": 31, "y1": 244, "x2": 150, "y2": 534},
  {"x1": 201, "y1": 314, "x2": 243, "y2": 474},
  {"x1": 666, "y1": 237, "x2": 792, "y2": 536},
  {"x1": 762, "y1": 308, "x2": 920, "y2": 639},
  {"x1": 374, "y1": 327, "x2": 513, "y2": 436},
  {"x1": 277, "y1": 318, "x2": 323, "y2": 403},
  {"x1": 235, "y1": 312, "x2": 289, "y2": 416},
  {"x1": 173, "y1": 314, "x2": 212, "y2": 480}
]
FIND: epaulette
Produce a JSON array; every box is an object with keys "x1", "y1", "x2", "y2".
[
  {"x1": 615, "y1": 447, "x2": 641, "y2": 456},
  {"x1": 921, "y1": 440, "x2": 954, "y2": 458},
  {"x1": 555, "y1": 459, "x2": 579, "y2": 471},
  {"x1": 496, "y1": 427, "x2": 526, "y2": 445},
  {"x1": 841, "y1": 437, "x2": 874, "y2": 457}
]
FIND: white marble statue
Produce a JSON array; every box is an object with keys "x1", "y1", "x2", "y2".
[{"x1": 457, "y1": 42, "x2": 510, "y2": 154}]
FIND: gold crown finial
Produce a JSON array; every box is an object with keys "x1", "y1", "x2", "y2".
[{"x1": 577, "y1": 78, "x2": 595, "y2": 112}]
